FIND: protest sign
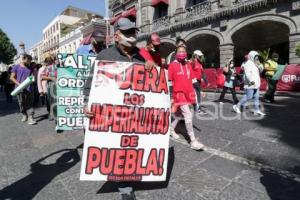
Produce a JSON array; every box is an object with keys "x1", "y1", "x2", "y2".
[
  {"x1": 56, "y1": 54, "x2": 96, "y2": 130},
  {"x1": 80, "y1": 61, "x2": 171, "y2": 182}
]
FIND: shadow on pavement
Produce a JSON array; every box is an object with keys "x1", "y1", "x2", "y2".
[
  {"x1": 260, "y1": 168, "x2": 300, "y2": 200},
  {"x1": 97, "y1": 146, "x2": 175, "y2": 194},
  {"x1": 0, "y1": 148, "x2": 80, "y2": 200},
  {"x1": 0, "y1": 95, "x2": 19, "y2": 117},
  {"x1": 248, "y1": 96, "x2": 300, "y2": 199}
]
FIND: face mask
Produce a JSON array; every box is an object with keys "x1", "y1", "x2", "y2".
[
  {"x1": 176, "y1": 52, "x2": 187, "y2": 63},
  {"x1": 119, "y1": 32, "x2": 137, "y2": 47}
]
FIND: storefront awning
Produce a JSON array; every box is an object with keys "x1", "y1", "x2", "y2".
[
  {"x1": 122, "y1": 7, "x2": 137, "y2": 18},
  {"x1": 109, "y1": 8, "x2": 137, "y2": 25},
  {"x1": 110, "y1": 15, "x2": 121, "y2": 25},
  {"x1": 151, "y1": 0, "x2": 169, "y2": 7}
]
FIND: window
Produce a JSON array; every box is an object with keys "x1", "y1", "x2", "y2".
[
  {"x1": 186, "y1": 0, "x2": 206, "y2": 8},
  {"x1": 154, "y1": 3, "x2": 168, "y2": 20}
]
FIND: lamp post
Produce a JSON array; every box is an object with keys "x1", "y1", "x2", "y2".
[{"x1": 19, "y1": 42, "x2": 25, "y2": 55}]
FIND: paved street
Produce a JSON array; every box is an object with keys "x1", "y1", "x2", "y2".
[{"x1": 0, "y1": 91, "x2": 300, "y2": 200}]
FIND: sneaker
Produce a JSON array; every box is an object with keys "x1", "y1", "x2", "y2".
[
  {"x1": 197, "y1": 109, "x2": 208, "y2": 115},
  {"x1": 254, "y1": 110, "x2": 266, "y2": 116},
  {"x1": 233, "y1": 105, "x2": 241, "y2": 114},
  {"x1": 28, "y1": 116, "x2": 37, "y2": 125},
  {"x1": 21, "y1": 114, "x2": 28, "y2": 122},
  {"x1": 121, "y1": 192, "x2": 136, "y2": 200},
  {"x1": 190, "y1": 139, "x2": 205, "y2": 150},
  {"x1": 262, "y1": 98, "x2": 271, "y2": 103},
  {"x1": 170, "y1": 129, "x2": 180, "y2": 140}
]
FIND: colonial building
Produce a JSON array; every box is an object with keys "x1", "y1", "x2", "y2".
[
  {"x1": 59, "y1": 18, "x2": 108, "y2": 54},
  {"x1": 109, "y1": 0, "x2": 300, "y2": 67},
  {"x1": 29, "y1": 41, "x2": 43, "y2": 63},
  {"x1": 42, "y1": 6, "x2": 103, "y2": 58}
]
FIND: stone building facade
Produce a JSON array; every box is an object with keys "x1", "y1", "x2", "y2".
[{"x1": 109, "y1": 0, "x2": 300, "y2": 67}]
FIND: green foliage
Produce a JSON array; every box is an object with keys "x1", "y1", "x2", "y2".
[
  {"x1": 258, "y1": 48, "x2": 270, "y2": 63},
  {"x1": 0, "y1": 29, "x2": 17, "y2": 64},
  {"x1": 296, "y1": 43, "x2": 300, "y2": 58}
]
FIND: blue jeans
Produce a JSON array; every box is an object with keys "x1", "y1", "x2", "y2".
[{"x1": 237, "y1": 89, "x2": 260, "y2": 112}]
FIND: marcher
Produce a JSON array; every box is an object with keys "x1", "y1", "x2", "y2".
[
  {"x1": 42, "y1": 56, "x2": 57, "y2": 121},
  {"x1": 168, "y1": 45, "x2": 205, "y2": 150},
  {"x1": 161, "y1": 57, "x2": 168, "y2": 69},
  {"x1": 263, "y1": 52, "x2": 279, "y2": 103},
  {"x1": 190, "y1": 50, "x2": 208, "y2": 114},
  {"x1": 218, "y1": 59, "x2": 239, "y2": 105},
  {"x1": 233, "y1": 51, "x2": 266, "y2": 116},
  {"x1": 30, "y1": 62, "x2": 40, "y2": 107},
  {"x1": 83, "y1": 17, "x2": 144, "y2": 200},
  {"x1": 167, "y1": 37, "x2": 187, "y2": 64},
  {"x1": 76, "y1": 31, "x2": 104, "y2": 55},
  {"x1": 10, "y1": 54, "x2": 37, "y2": 124},
  {"x1": 139, "y1": 32, "x2": 162, "y2": 67},
  {"x1": 38, "y1": 57, "x2": 52, "y2": 114},
  {"x1": 4, "y1": 67, "x2": 14, "y2": 103}
]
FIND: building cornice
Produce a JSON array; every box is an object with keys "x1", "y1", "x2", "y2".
[{"x1": 138, "y1": 0, "x2": 280, "y2": 40}]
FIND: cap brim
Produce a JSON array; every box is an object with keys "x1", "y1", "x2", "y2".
[{"x1": 118, "y1": 24, "x2": 139, "y2": 31}]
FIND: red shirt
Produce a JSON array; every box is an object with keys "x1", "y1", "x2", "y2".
[
  {"x1": 190, "y1": 59, "x2": 204, "y2": 81},
  {"x1": 168, "y1": 61, "x2": 196, "y2": 105},
  {"x1": 139, "y1": 47, "x2": 162, "y2": 67}
]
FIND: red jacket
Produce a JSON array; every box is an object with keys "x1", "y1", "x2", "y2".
[
  {"x1": 168, "y1": 61, "x2": 196, "y2": 105},
  {"x1": 139, "y1": 47, "x2": 162, "y2": 67},
  {"x1": 190, "y1": 59, "x2": 204, "y2": 81}
]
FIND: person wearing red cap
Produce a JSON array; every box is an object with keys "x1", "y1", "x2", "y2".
[{"x1": 139, "y1": 32, "x2": 163, "y2": 69}]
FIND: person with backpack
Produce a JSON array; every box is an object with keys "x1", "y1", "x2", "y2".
[{"x1": 218, "y1": 59, "x2": 239, "y2": 105}]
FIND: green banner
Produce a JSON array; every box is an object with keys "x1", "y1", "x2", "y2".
[
  {"x1": 272, "y1": 64, "x2": 286, "y2": 81},
  {"x1": 56, "y1": 54, "x2": 96, "y2": 131}
]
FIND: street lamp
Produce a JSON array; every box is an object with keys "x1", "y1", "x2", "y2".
[{"x1": 19, "y1": 42, "x2": 25, "y2": 54}]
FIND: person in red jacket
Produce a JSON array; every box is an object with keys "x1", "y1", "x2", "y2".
[
  {"x1": 190, "y1": 50, "x2": 208, "y2": 115},
  {"x1": 168, "y1": 45, "x2": 205, "y2": 150},
  {"x1": 139, "y1": 32, "x2": 162, "y2": 68}
]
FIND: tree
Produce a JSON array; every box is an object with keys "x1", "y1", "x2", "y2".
[{"x1": 0, "y1": 29, "x2": 17, "y2": 64}]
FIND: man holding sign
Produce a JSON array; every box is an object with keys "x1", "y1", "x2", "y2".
[{"x1": 82, "y1": 18, "x2": 154, "y2": 200}]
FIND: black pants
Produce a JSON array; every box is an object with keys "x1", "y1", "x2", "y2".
[
  {"x1": 219, "y1": 86, "x2": 239, "y2": 104},
  {"x1": 193, "y1": 80, "x2": 201, "y2": 110},
  {"x1": 264, "y1": 76, "x2": 278, "y2": 102},
  {"x1": 4, "y1": 84, "x2": 14, "y2": 103}
]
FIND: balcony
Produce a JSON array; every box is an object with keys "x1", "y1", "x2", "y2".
[
  {"x1": 152, "y1": 16, "x2": 171, "y2": 31},
  {"x1": 148, "y1": 0, "x2": 277, "y2": 33},
  {"x1": 185, "y1": 1, "x2": 212, "y2": 20}
]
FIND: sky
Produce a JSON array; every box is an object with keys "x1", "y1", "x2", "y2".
[{"x1": 0, "y1": 0, "x2": 107, "y2": 50}]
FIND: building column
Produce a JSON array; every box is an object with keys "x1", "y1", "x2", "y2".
[
  {"x1": 220, "y1": 43, "x2": 234, "y2": 67},
  {"x1": 140, "y1": 0, "x2": 154, "y2": 33},
  {"x1": 289, "y1": 33, "x2": 300, "y2": 64}
]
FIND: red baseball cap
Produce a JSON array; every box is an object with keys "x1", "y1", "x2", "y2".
[{"x1": 151, "y1": 33, "x2": 161, "y2": 45}]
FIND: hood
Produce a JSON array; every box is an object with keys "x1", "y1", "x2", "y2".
[{"x1": 247, "y1": 51, "x2": 259, "y2": 62}]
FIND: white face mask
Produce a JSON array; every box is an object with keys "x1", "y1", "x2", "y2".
[{"x1": 118, "y1": 32, "x2": 137, "y2": 47}]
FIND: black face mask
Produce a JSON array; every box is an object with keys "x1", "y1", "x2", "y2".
[{"x1": 154, "y1": 45, "x2": 160, "y2": 52}]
